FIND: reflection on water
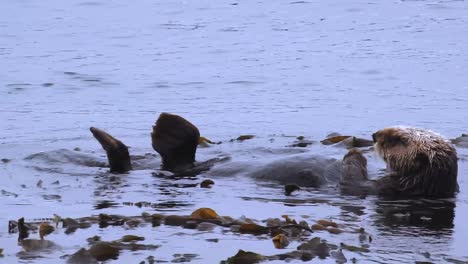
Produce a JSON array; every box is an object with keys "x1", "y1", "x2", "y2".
[{"x1": 374, "y1": 199, "x2": 456, "y2": 232}]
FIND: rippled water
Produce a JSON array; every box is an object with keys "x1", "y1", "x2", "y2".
[{"x1": 1, "y1": 0, "x2": 467, "y2": 263}]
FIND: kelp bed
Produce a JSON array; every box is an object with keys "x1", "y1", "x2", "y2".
[{"x1": 6, "y1": 207, "x2": 375, "y2": 263}]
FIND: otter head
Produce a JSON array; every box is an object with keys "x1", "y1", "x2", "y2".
[
  {"x1": 372, "y1": 127, "x2": 410, "y2": 166},
  {"x1": 372, "y1": 126, "x2": 459, "y2": 197}
]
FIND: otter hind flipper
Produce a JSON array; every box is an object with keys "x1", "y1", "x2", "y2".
[
  {"x1": 151, "y1": 113, "x2": 200, "y2": 172},
  {"x1": 89, "y1": 127, "x2": 132, "y2": 173}
]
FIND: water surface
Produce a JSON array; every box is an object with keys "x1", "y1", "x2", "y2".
[{"x1": 1, "y1": 0, "x2": 467, "y2": 263}]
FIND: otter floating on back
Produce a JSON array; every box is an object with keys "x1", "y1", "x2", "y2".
[{"x1": 87, "y1": 114, "x2": 459, "y2": 198}]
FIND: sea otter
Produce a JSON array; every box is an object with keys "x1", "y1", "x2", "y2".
[
  {"x1": 371, "y1": 126, "x2": 458, "y2": 197},
  {"x1": 90, "y1": 117, "x2": 458, "y2": 197},
  {"x1": 340, "y1": 127, "x2": 459, "y2": 197}
]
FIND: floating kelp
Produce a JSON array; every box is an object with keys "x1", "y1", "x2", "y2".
[
  {"x1": 198, "y1": 137, "x2": 220, "y2": 147},
  {"x1": 222, "y1": 237, "x2": 341, "y2": 263},
  {"x1": 321, "y1": 135, "x2": 351, "y2": 145},
  {"x1": 164, "y1": 215, "x2": 190, "y2": 226},
  {"x1": 239, "y1": 223, "x2": 269, "y2": 235},
  {"x1": 232, "y1": 135, "x2": 255, "y2": 142},
  {"x1": 327, "y1": 227, "x2": 343, "y2": 234},
  {"x1": 172, "y1": 253, "x2": 200, "y2": 263},
  {"x1": 62, "y1": 217, "x2": 91, "y2": 234},
  {"x1": 340, "y1": 242, "x2": 370, "y2": 253},
  {"x1": 67, "y1": 248, "x2": 98, "y2": 264},
  {"x1": 9, "y1": 210, "x2": 374, "y2": 263},
  {"x1": 39, "y1": 223, "x2": 54, "y2": 240},
  {"x1": 316, "y1": 219, "x2": 338, "y2": 228},
  {"x1": 331, "y1": 249, "x2": 347, "y2": 264},
  {"x1": 311, "y1": 224, "x2": 327, "y2": 231},
  {"x1": 288, "y1": 136, "x2": 314, "y2": 147},
  {"x1": 190, "y1": 208, "x2": 219, "y2": 220},
  {"x1": 67, "y1": 237, "x2": 159, "y2": 263},
  {"x1": 272, "y1": 234, "x2": 289, "y2": 249},
  {"x1": 20, "y1": 239, "x2": 58, "y2": 252},
  {"x1": 320, "y1": 135, "x2": 373, "y2": 148},
  {"x1": 221, "y1": 250, "x2": 266, "y2": 264},
  {"x1": 87, "y1": 242, "x2": 120, "y2": 261},
  {"x1": 297, "y1": 237, "x2": 335, "y2": 258},
  {"x1": 119, "y1": 235, "x2": 145, "y2": 243}
]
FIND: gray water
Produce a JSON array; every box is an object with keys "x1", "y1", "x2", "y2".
[{"x1": 1, "y1": 0, "x2": 467, "y2": 263}]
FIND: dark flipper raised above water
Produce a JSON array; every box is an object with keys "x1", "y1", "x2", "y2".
[
  {"x1": 151, "y1": 113, "x2": 200, "y2": 172},
  {"x1": 90, "y1": 127, "x2": 132, "y2": 173}
]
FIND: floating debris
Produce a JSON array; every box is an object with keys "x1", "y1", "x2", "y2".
[
  {"x1": 232, "y1": 135, "x2": 255, "y2": 142},
  {"x1": 311, "y1": 224, "x2": 327, "y2": 231},
  {"x1": 239, "y1": 223, "x2": 269, "y2": 235},
  {"x1": 20, "y1": 239, "x2": 58, "y2": 252},
  {"x1": 331, "y1": 249, "x2": 347, "y2": 264},
  {"x1": 190, "y1": 208, "x2": 219, "y2": 219},
  {"x1": 172, "y1": 253, "x2": 199, "y2": 263},
  {"x1": 67, "y1": 248, "x2": 98, "y2": 264},
  {"x1": 327, "y1": 227, "x2": 343, "y2": 235},
  {"x1": 272, "y1": 234, "x2": 289, "y2": 249},
  {"x1": 321, "y1": 135, "x2": 351, "y2": 145},
  {"x1": 221, "y1": 249, "x2": 265, "y2": 264},
  {"x1": 120, "y1": 235, "x2": 145, "y2": 243},
  {"x1": 39, "y1": 223, "x2": 55, "y2": 239},
  {"x1": 297, "y1": 237, "x2": 332, "y2": 258},
  {"x1": 198, "y1": 137, "x2": 220, "y2": 147},
  {"x1": 340, "y1": 242, "x2": 370, "y2": 253},
  {"x1": 321, "y1": 135, "x2": 373, "y2": 148},
  {"x1": 317, "y1": 219, "x2": 338, "y2": 228},
  {"x1": 88, "y1": 242, "x2": 120, "y2": 261}
]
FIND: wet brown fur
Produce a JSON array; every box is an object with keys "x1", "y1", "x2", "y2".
[
  {"x1": 372, "y1": 126, "x2": 458, "y2": 197},
  {"x1": 90, "y1": 127, "x2": 132, "y2": 173},
  {"x1": 151, "y1": 113, "x2": 200, "y2": 172},
  {"x1": 340, "y1": 148, "x2": 373, "y2": 195}
]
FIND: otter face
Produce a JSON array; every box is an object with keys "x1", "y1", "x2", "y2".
[{"x1": 372, "y1": 128, "x2": 409, "y2": 162}]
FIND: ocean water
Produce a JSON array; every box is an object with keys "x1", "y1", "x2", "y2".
[{"x1": 0, "y1": 0, "x2": 467, "y2": 263}]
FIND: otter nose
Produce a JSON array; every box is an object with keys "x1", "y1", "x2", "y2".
[{"x1": 372, "y1": 133, "x2": 377, "y2": 143}]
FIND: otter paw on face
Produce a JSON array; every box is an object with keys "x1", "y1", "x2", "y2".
[{"x1": 372, "y1": 126, "x2": 458, "y2": 197}]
